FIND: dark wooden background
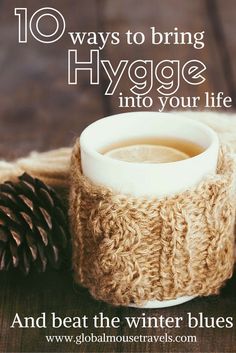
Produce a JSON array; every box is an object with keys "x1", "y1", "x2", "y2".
[{"x1": 0, "y1": 1, "x2": 235, "y2": 352}]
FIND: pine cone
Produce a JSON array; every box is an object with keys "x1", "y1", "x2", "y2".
[{"x1": 0, "y1": 173, "x2": 70, "y2": 274}]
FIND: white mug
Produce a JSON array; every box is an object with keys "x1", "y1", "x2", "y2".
[{"x1": 80, "y1": 111, "x2": 219, "y2": 308}]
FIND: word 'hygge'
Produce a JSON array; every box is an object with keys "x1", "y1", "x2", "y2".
[{"x1": 68, "y1": 50, "x2": 206, "y2": 96}]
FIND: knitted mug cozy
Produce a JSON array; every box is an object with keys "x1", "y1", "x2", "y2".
[{"x1": 70, "y1": 139, "x2": 236, "y2": 306}]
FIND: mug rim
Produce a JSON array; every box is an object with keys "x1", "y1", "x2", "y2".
[{"x1": 80, "y1": 111, "x2": 219, "y2": 168}]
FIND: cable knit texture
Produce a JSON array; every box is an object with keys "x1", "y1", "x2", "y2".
[{"x1": 70, "y1": 139, "x2": 236, "y2": 306}]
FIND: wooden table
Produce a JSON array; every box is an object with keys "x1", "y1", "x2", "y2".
[{"x1": 0, "y1": 1, "x2": 235, "y2": 352}]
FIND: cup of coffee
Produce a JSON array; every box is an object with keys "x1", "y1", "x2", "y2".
[{"x1": 79, "y1": 111, "x2": 219, "y2": 307}]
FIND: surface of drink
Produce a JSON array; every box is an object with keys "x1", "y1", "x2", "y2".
[{"x1": 101, "y1": 137, "x2": 204, "y2": 163}]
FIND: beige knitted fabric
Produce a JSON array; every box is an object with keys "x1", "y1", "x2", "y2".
[
  {"x1": 70, "y1": 140, "x2": 236, "y2": 306},
  {"x1": 0, "y1": 148, "x2": 71, "y2": 188}
]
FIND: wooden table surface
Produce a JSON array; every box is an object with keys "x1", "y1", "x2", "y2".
[{"x1": 0, "y1": 1, "x2": 235, "y2": 352}]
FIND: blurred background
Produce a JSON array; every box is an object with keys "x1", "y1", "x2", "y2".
[{"x1": 0, "y1": 0, "x2": 235, "y2": 159}]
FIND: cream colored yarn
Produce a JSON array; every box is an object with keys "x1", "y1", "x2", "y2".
[
  {"x1": 69, "y1": 140, "x2": 236, "y2": 306},
  {"x1": 0, "y1": 148, "x2": 71, "y2": 189}
]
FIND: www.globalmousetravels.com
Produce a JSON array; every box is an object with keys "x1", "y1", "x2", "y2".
[{"x1": 45, "y1": 333, "x2": 197, "y2": 345}]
